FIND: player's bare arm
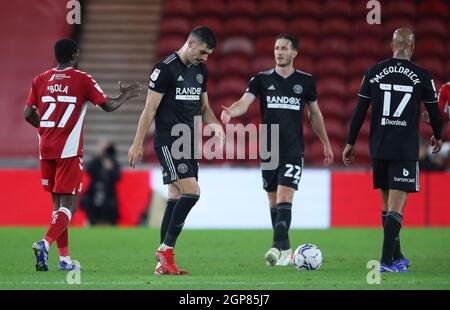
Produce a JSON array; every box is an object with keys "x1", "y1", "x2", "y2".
[
  {"x1": 200, "y1": 92, "x2": 225, "y2": 146},
  {"x1": 128, "y1": 89, "x2": 163, "y2": 168},
  {"x1": 24, "y1": 106, "x2": 39, "y2": 128},
  {"x1": 101, "y1": 81, "x2": 141, "y2": 112},
  {"x1": 307, "y1": 101, "x2": 333, "y2": 166},
  {"x1": 220, "y1": 92, "x2": 256, "y2": 124}
]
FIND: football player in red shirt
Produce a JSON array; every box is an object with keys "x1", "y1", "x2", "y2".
[{"x1": 25, "y1": 38, "x2": 140, "y2": 271}]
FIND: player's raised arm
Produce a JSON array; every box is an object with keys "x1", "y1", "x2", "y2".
[
  {"x1": 100, "y1": 81, "x2": 141, "y2": 112},
  {"x1": 201, "y1": 92, "x2": 225, "y2": 147},
  {"x1": 128, "y1": 89, "x2": 164, "y2": 168},
  {"x1": 220, "y1": 92, "x2": 256, "y2": 124},
  {"x1": 307, "y1": 101, "x2": 333, "y2": 166}
]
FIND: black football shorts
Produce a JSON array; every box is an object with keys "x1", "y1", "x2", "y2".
[
  {"x1": 155, "y1": 145, "x2": 199, "y2": 185},
  {"x1": 262, "y1": 158, "x2": 304, "y2": 192},
  {"x1": 372, "y1": 159, "x2": 420, "y2": 192}
]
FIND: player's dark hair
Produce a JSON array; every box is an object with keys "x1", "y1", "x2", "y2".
[
  {"x1": 54, "y1": 38, "x2": 79, "y2": 64},
  {"x1": 189, "y1": 26, "x2": 217, "y2": 49},
  {"x1": 275, "y1": 34, "x2": 299, "y2": 51}
]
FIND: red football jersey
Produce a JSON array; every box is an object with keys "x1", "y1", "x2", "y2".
[
  {"x1": 438, "y1": 82, "x2": 450, "y2": 119},
  {"x1": 26, "y1": 67, "x2": 107, "y2": 159}
]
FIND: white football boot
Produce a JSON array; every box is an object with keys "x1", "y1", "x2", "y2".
[
  {"x1": 264, "y1": 248, "x2": 280, "y2": 266},
  {"x1": 275, "y1": 249, "x2": 293, "y2": 266}
]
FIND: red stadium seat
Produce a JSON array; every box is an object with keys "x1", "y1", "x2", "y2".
[
  {"x1": 319, "y1": 37, "x2": 349, "y2": 57},
  {"x1": 352, "y1": 20, "x2": 383, "y2": 38},
  {"x1": 353, "y1": 140, "x2": 371, "y2": 165},
  {"x1": 415, "y1": 58, "x2": 445, "y2": 81},
  {"x1": 289, "y1": 18, "x2": 320, "y2": 38},
  {"x1": 352, "y1": 0, "x2": 371, "y2": 18},
  {"x1": 163, "y1": 0, "x2": 193, "y2": 18},
  {"x1": 385, "y1": 1, "x2": 416, "y2": 19},
  {"x1": 218, "y1": 55, "x2": 250, "y2": 77},
  {"x1": 316, "y1": 78, "x2": 347, "y2": 98},
  {"x1": 160, "y1": 17, "x2": 191, "y2": 37},
  {"x1": 325, "y1": 118, "x2": 346, "y2": 141},
  {"x1": 192, "y1": 17, "x2": 224, "y2": 38},
  {"x1": 416, "y1": 19, "x2": 448, "y2": 38},
  {"x1": 204, "y1": 56, "x2": 219, "y2": 78},
  {"x1": 259, "y1": 0, "x2": 289, "y2": 18},
  {"x1": 319, "y1": 98, "x2": 346, "y2": 120},
  {"x1": 224, "y1": 18, "x2": 255, "y2": 38},
  {"x1": 351, "y1": 37, "x2": 384, "y2": 58},
  {"x1": 193, "y1": 0, "x2": 224, "y2": 18},
  {"x1": 323, "y1": 1, "x2": 353, "y2": 18},
  {"x1": 316, "y1": 58, "x2": 348, "y2": 78},
  {"x1": 251, "y1": 56, "x2": 275, "y2": 73},
  {"x1": 418, "y1": 0, "x2": 449, "y2": 19},
  {"x1": 294, "y1": 56, "x2": 315, "y2": 75},
  {"x1": 298, "y1": 37, "x2": 317, "y2": 58},
  {"x1": 415, "y1": 38, "x2": 447, "y2": 59},
  {"x1": 321, "y1": 18, "x2": 352, "y2": 37},
  {"x1": 220, "y1": 37, "x2": 254, "y2": 57},
  {"x1": 348, "y1": 77, "x2": 365, "y2": 99},
  {"x1": 257, "y1": 18, "x2": 288, "y2": 37},
  {"x1": 216, "y1": 76, "x2": 248, "y2": 97},
  {"x1": 291, "y1": 1, "x2": 321, "y2": 19},
  {"x1": 350, "y1": 57, "x2": 377, "y2": 78},
  {"x1": 158, "y1": 35, "x2": 185, "y2": 57},
  {"x1": 254, "y1": 36, "x2": 275, "y2": 56},
  {"x1": 226, "y1": 0, "x2": 257, "y2": 18}
]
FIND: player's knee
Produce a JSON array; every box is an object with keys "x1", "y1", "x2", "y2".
[
  {"x1": 276, "y1": 196, "x2": 293, "y2": 204},
  {"x1": 178, "y1": 179, "x2": 200, "y2": 196}
]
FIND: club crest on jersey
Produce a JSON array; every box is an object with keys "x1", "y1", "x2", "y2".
[
  {"x1": 196, "y1": 74, "x2": 203, "y2": 84},
  {"x1": 150, "y1": 68, "x2": 161, "y2": 81},
  {"x1": 293, "y1": 84, "x2": 303, "y2": 94},
  {"x1": 177, "y1": 163, "x2": 188, "y2": 174}
]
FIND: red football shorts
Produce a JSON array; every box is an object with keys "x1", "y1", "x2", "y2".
[{"x1": 40, "y1": 156, "x2": 83, "y2": 196}]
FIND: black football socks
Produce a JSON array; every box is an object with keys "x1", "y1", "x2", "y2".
[
  {"x1": 381, "y1": 210, "x2": 404, "y2": 261},
  {"x1": 381, "y1": 211, "x2": 403, "y2": 266},
  {"x1": 160, "y1": 199, "x2": 178, "y2": 244},
  {"x1": 163, "y1": 194, "x2": 199, "y2": 247},
  {"x1": 272, "y1": 202, "x2": 292, "y2": 251}
]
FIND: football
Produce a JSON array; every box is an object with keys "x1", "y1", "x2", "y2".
[{"x1": 292, "y1": 243, "x2": 323, "y2": 271}]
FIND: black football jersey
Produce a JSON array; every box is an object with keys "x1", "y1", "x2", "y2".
[
  {"x1": 246, "y1": 69, "x2": 317, "y2": 160},
  {"x1": 148, "y1": 53, "x2": 208, "y2": 148},
  {"x1": 359, "y1": 58, "x2": 438, "y2": 160}
]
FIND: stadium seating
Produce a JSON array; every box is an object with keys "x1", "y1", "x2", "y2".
[
  {"x1": 259, "y1": 0, "x2": 289, "y2": 18},
  {"x1": 163, "y1": 0, "x2": 193, "y2": 18},
  {"x1": 192, "y1": 17, "x2": 224, "y2": 38},
  {"x1": 226, "y1": 0, "x2": 257, "y2": 18},
  {"x1": 289, "y1": 18, "x2": 320, "y2": 38},
  {"x1": 193, "y1": 0, "x2": 224, "y2": 18},
  {"x1": 160, "y1": 18, "x2": 191, "y2": 37},
  {"x1": 150, "y1": 0, "x2": 450, "y2": 167},
  {"x1": 385, "y1": 1, "x2": 416, "y2": 19}
]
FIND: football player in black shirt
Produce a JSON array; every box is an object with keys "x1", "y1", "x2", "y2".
[
  {"x1": 343, "y1": 28, "x2": 443, "y2": 272},
  {"x1": 129, "y1": 26, "x2": 224, "y2": 275},
  {"x1": 221, "y1": 34, "x2": 333, "y2": 266}
]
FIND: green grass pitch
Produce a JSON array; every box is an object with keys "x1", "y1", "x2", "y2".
[{"x1": 0, "y1": 228, "x2": 449, "y2": 290}]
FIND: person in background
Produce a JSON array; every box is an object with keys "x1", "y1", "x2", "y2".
[{"x1": 81, "y1": 141, "x2": 121, "y2": 226}]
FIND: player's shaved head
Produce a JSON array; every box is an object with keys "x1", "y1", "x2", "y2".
[{"x1": 391, "y1": 28, "x2": 415, "y2": 59}]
